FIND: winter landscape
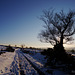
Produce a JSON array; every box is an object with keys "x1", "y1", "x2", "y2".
[
  {"x1": 0, "y1": 45, "x2": 75, "y2": 75},
  {"x1": 0, "y1": 0, "x2": 75, "y2": 75}
]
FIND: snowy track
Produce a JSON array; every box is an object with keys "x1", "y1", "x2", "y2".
[
  {"x1": 17, "y1": 50, "x2": 45, "y2": 75},
  {"x1": 0, "y1": 49, "x2": 45, "y2": 75},
  {"x1": 18, "y1": 50, "x2": 66, "y2": 75},
  {"x1": 19, "y1": 52, "x2": 45, "y2": 75},
  {"x1": 18, "y1": 50, "x2": 39, "y2": 75},
  {"x1": 0, "y1": 49, "x2": 66, "y2": 75}
]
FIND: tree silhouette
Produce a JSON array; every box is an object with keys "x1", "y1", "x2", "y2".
[{"x1": 38, "y1": 9, "x2": 75, "y2": 50}]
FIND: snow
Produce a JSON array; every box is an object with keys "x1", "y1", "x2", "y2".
[
  {"x1": 0, "y1": 51, "x2": 15, "y2": 74},
  {"x1": 22, "y1": 49, "x2": 66, "y2": 75},
  {"x1": 30, "y1": 52, "x2": 47, "y2": 65},
  {"x1": 18, "y1": 50, "x2": 39, "y2": 75},
  {"x1": 0, "y1": 48, "x2": 66, "y2": 75},
  {"x1": 9, "y1": 50, "x2": 20, "y2": 75}
]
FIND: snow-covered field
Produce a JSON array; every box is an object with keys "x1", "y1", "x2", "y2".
[
  {"x1": 0, "y1": 47, "x2": 66, "y2": 75},
  {"x1": 0, "y1": 51, "x2": 15, "y2": 74}
]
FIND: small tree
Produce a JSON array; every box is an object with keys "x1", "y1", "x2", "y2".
[
  {"x1": 38, "y1": 9, "x2": 75, "y2": 50},
  {"x1": 71, "y1": 49, "x2": 75, "y2": 53},
  {"x1": 21, "y1": 44, "x2": 25, "y2": 50}
]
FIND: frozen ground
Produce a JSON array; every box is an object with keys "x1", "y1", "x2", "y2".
[
  {"x1": 23, "y1": 49, "x2": 66, "y2": 75},
  {"x1": 0, "y1": 51, "x2": 15, "y2": 74},
  {"x1": 17, "y1": 50, "x2": 39, "y2": 75},
  {"x1": 0, "y1": 48, "x2": 66, "y2": 75}
]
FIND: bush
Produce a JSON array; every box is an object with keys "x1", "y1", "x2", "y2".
[
  {"x1": 41, "y1": 47, "x2": 75, "y2": 73},
  {"x1": 41, "y1": 48, "x2": 55, "y2": 66},
  {"x1": 6, "y1": 45, "x2": 15, "y2": 52},
  {"x1": 41, "y1": 48, "x2": 53, "y2": 56},
  {"x1": 22, "y1": 50, "x2": 29, "y2": 53},
  {"x1": 0, "y1": 52, "x2": 5, "y2": 55}
]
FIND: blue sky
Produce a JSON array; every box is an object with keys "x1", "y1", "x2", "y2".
[{"x1": 0, "y1": 0, "x2": 75, "y2": 48}]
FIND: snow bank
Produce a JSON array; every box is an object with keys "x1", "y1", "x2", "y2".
[
  {"x1": 24, "y1": 53, "x2": 44, "y2": 68},
  {"x1": 0, "y1": 52, "x2": 15, "y2": 74},
  {"x1": 23, "y1": 53, "x2": 50, "y2": 75},
  {"x1": 30, "y1": 52, "x2": 47, "y2": 65}
]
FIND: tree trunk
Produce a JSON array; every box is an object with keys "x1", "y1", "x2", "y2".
[
  {"x1": 60, "y1": 33, "x2": 64, "y2": 51},
  {"x1": 60, "y1": 34, "x2": 63, "y2": 46},
  {"x1": 54, "y1": 33, "x2": 65, "y2": 52}
]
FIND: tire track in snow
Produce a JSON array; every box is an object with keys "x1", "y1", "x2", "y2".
[
  {"x1": 19, "y1": 51, "x2": 45, "y2": 75},
  {"x1": 17, "y1": 50, "x2": 39, "y2": 75}
]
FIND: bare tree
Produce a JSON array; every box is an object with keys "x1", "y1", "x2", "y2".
[
  {"x1": 38, "y1": 9, "x2": 75, "y2": 49},
  {"x1": 21, "y1": 44, "x2": 25, "y2": 50}
]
